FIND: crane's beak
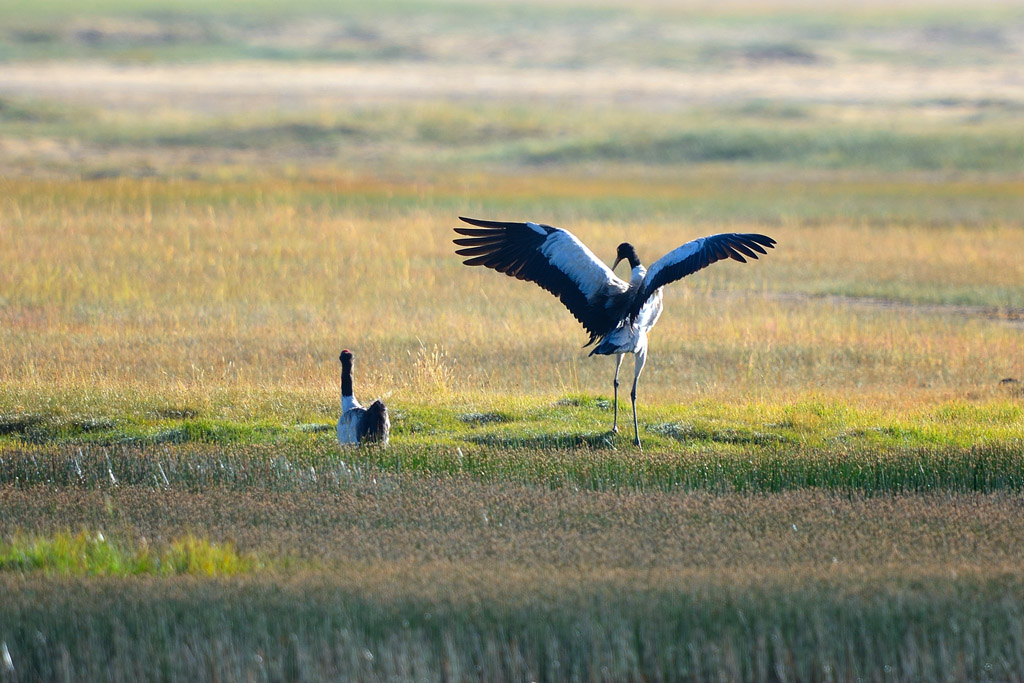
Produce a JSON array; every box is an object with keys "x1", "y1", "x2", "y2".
[{"x1": 612, "y1": 256, "x2": 622, "y2": 270}]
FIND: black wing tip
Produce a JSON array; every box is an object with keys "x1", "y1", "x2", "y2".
[
  {"x1": 458, "y1": 216, "x2": 557, "y2": 232},
  {"x1": 458, "y1": 216, "x2": 517, "y2": 229},
  {"x1": 455, "y1": 217, "x2": 521, "y2": 237},
  {"x1": 744, "y1": 233, "x2": 777, "y2": 248},
  {"x1": 453, "y1": 226, "x2": 501, "y2": 237},
  {"x1": 721, "y1": 233, "x2": 778, "y2": 260}
]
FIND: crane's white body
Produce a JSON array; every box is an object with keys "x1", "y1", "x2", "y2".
[
  {"x1": 591, "y1": 265, "x2": 660, "y2": 355},
  {"x1": 336, "y1": 395, "x2": 365, "y2": 445},
  {"x1": 590, "y1": 265, "x2": 664, "y2": 439}
]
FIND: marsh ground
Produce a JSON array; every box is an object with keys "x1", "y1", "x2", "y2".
[{"x1": 1, "y1": 0, "x2": 1023, "y2": 680}]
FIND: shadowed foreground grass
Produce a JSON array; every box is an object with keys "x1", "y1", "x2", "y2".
[
  {"x1": 3, "y1": 435, "x2": 1023, "y2": 680},
  {"x1": 3, "y1": 440, "x2": 1023, "y2": 680},
  {"x1": 3, "y1": 460, "x2": 1024, "y2": 682},
  {"x1": 3, "y1": 571, "x2": 1023, "y2": 682}
]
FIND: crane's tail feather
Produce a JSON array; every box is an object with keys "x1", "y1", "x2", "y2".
[{"x1": 358, "y1": 400, "x2": 390, "y2": 445}]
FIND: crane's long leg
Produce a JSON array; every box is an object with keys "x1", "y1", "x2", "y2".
[
  {"x1": 612, "y1": 353, "x2": 625, "y2": 433},
  {"x1": 630, "y1": 347, "x2": 648, "y2": 449}
]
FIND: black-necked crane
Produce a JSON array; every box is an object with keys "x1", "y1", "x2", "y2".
[
  {"x1": 453, "y1": 216, "x2": 776, "y2": 449},
  {"x1": 337, "y1": 349, "x2": 390, "y2": 447}
]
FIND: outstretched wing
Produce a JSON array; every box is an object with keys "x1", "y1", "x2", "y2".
[
  {"x1": 454, "y1": 217, "x2": 629, "y2": 342},
  {"x1": 630, "y1": 233, "x2": 776, "y2": 318}
]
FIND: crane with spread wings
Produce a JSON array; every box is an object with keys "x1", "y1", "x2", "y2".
[{"x1": 454, "y1": 216, "x2": 776, "y2": 448}]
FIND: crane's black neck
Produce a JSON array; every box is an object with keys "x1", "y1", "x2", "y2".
[
  {"x1": 340, "y1": 352, "x2": 354, "y2": 397},
  {"x1": 616, "y1": 243, "x2": 641, "y2": 269}
]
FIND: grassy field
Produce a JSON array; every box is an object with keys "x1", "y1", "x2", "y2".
[{"x1": 2, "y1": 0, "x2": 1024, "y2": 680}]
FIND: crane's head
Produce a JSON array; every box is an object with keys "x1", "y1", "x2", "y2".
[
  {"x1": 612, "y1": 243, "x2": 641, "y2": 271},
  {"x1": 339, "y1": 349, "x2": 353, "y2": 365}
]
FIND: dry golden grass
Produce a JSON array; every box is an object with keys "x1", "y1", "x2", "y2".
[{"x1": 1, "y1": 175, "x2": 1021, "y2": 420}]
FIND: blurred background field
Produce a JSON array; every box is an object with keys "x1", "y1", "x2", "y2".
[{"x1": 1, "y1": 0, "x2": 1023, "y2": 680}]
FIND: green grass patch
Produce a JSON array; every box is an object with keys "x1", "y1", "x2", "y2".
[
  {"x1": 1, "y1": 397, "x2": 1021, "y2": 494},
  {"x1": 0, "y1": 412, "x2": 301, "y2": 446},
  {"x1": 0, "y1": 531, "x2": 259, "y2": 576},
  {"x1": 102, "y1": 108, "x2": 1024, "y2": 176},
  {"x1": 516, "y1": 124, "x2": 1024, "y2": 173},
  {"x1": 5, "y1": 97, "x2": 1024, "y2": 177},
  {"x1": 2, "y1": 431, "x2": 1022, "y2": 497}
]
